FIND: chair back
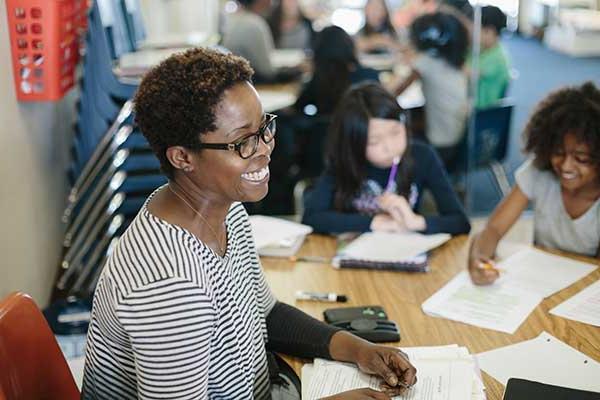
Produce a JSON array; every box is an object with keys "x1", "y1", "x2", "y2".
[
  {"x1": 448, "y1": 100, "x2": 514, "y2": 175},
  {"x1": 471, "y1": 100, "x2": 513, "y2": 166},
  {"x1": 0, "y1": 293, "x2": 79, "y2": 400}
]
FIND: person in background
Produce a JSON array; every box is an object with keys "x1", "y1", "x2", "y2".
[
  {"x1": 222, "y1": 0, "x2": 302, "y2": 83},
  {"x1": 391, "y1": 0, "x2": 438, "y2": 33},
  {"x1": 303, "y1": 82, "x2": 470, "y2": 235},
  {"x1": 295, "y1": 26, "x2": 380, "y2": 116},
  {"x1": 356, "y1": 0, "x2": 399, "y2": 54},
  {"x1": 392, "y1": 12, "x2": 469, "y2": 164},
  {"x1": 267, "y1": 0, "x2": 314, "y2": 50},
  {"x1": 469, "y1": 82, "x2": 600, "y2": 285},
  {"x1": 82, "y1": 48, "x2": 417, "y2": 400},
  {"x1": 474, "y1": 5, "x2": 510, "y2": 108}
]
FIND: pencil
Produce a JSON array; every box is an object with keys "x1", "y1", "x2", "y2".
[{"x1": 478, "y1": 261, "x2": 505, "y2": 273}]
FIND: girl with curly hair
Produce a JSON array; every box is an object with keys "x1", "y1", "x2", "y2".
[{"x1": 469, "y1": 82, "x2": 600, "y2": 285}]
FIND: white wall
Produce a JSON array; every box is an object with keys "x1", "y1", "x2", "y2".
[
  {"x1": 0, "y1": 0, "x2": 75, "y2": 306},
  {"x1": 139, "y1": 0, "x2": 220, "y2": 38}
]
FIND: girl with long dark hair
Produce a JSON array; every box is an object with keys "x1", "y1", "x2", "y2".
[
  {"x1": 302, "y1": 82, "x2": 470, "y2": 235},
  {"x1": 295, "y1": 26, "x2": 379, "y2": 116},
  {"x1": 267, "y1": 0, "x2": 314, "y2": 50}
]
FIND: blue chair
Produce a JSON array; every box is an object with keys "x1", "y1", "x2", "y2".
[
  {"x1": 120, "y1": 0, "x2": 146, "y2": 50},
  {"x1": 448, "y1": 99, "x2": 514, "y2": 197}
]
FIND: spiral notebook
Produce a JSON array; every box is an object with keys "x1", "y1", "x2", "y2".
[{"x1": 332, "y1": 232, "x2": 450, "y2": 272}]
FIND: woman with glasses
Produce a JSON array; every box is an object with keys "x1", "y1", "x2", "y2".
[
  {"x1": 469, "y1": 82, "x2": 600, "y2": 285},
  {"x1": 82, "y1": 48, "x2": 417, "y2": 400}
]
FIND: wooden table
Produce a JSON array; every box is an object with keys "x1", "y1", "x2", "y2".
[{"x1": 261, "y1": 234, "x2": 600, "y2": 400}]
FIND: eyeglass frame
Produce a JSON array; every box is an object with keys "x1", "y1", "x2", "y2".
[{"x1": 194, "y1": 113, "x2": 277, "y2": 159}]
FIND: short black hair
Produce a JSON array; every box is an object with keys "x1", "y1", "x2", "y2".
[
  {"x1": 481, "y1": 5, "x2": 507, "y2": 35},
  {"x1": 524, "y1": 81, "x2": 600, "y2": 172},
  {"x1": 410, "y1": 11, "x2": 469, "y2": 68},
  {"x1": 134, "y1": 48, "x2": 254, "y2": 179},
  {"x1": 236, "y1": 0, "x2": 257, "y2": 6}
]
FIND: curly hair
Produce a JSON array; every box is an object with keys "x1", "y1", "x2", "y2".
[
  {"x1": 134, "y1": 47, "x2": 254, "y2": 178},
  {"x1": 524, "y1": 81, "x2": 600, "y2": 172}
]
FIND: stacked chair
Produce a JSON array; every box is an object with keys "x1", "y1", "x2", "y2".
[{"x1": 54, "y1": 0, "x2": 167, "y2": 300}]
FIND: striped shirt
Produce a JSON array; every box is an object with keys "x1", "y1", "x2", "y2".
[{"x1": 82, "y1": 201, "x2": 277, "y2": 399}]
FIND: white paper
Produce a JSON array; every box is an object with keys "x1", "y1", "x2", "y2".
[
  {"x1": 496, "y1": 248, "x2": 597, "y2": 298},
  {"x1": 337, "y1": 232, "x2": 451, "y2": 263},
  {"x1": 248, "y1": 215, "x2": 312, "y2": 249},
  {"x1": 303, "y1": 346, "x2": 483, "y2": 400},
  {"x1": 422, "y1": 271, "x2": 541, "y2": 334},
  {"x1": 550, "y1": 279, "x2": 600, "y2": 327},
  {"x1": 477, "y1": 331, "x2": 600, "y2": 392},
  {"x1": 257, "y1": 90, "x2": 297, "y2": 113},
  {"x1": 270, "y1": 49, "x2": 305, "y2": 68}
]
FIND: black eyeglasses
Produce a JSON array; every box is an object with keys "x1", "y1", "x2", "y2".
[{"x1": 197, "y1": 113, "x2": 277, "y2": 159}]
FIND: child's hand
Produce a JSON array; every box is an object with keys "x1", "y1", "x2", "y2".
[
  {"x1": 468, "y1": 256, "x2": 500, "y2": 285},
  {"x1": 370, "y1": 214, "x2": 405, "y2": 232},
  {"x1": 377, "y1": 193, "x2": 426, "y2": 231}
]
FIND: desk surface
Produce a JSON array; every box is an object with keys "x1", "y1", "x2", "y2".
[{"x1": 261, "y1": 234, "x2": 600, "y2": 400}]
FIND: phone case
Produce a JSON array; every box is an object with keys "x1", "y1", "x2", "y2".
[{"x1": 323, "y1": 306, "x2": 388, "y2": 324}]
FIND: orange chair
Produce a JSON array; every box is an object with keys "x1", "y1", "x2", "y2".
[{"x1": 0, "y1": 292, "x2": 80, "y2": 400}]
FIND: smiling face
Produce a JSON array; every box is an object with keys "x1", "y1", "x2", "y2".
[
  {"x1": 365, "y1": 118, "x2": 407, "y2": 168},
  {"x1": 551, "y1": 133, "x2": 600, "y2": 193},
  {"x1": 187, "y1": 82, "x2": 274, "y2": 203}
]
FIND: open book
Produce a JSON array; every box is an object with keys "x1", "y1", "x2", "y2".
[{"x1": 332, "y1": 232, "x2": 451, "y2": 272}]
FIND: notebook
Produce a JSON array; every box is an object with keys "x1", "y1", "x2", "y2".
[
  {"x1": 331, "y1": 231, "x2": 451, "y2": 272},
  {"x1": 333, "y1": 253, "x2": 429, "y2": 272},
  {"x1": 503, "y1": 378, "x2": 600, "y2": 400}
]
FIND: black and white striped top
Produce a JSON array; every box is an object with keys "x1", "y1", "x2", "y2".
[{"x1": 82, "y1": 200, "x2": 277, "y2": 400}]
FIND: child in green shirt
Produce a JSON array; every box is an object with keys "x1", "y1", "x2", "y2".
[{"x1": 476, "y1": 6, "x2": 510, "y2": 108}]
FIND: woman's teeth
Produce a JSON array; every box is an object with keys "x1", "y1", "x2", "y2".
[
  {"x1": 242, "y1": 166, "x2": 269, "y2": 182},
  {"x1": 561, "y1": 171, "x2": 578, "y2": 180}
]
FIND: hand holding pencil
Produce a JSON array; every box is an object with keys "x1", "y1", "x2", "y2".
[{"x1": 469, "y1": 257, "x2": 501, "y2": 285}]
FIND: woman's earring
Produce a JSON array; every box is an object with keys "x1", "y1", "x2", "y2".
[{"x1": 184, "y1": 167, "x2": 192, "y2": 173}]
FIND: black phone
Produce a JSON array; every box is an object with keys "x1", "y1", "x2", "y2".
[{"x1": 323, "y1": 305, "x2": 400, "y2": 343}]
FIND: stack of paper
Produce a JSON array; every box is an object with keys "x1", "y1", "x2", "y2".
[
  {"x1": 477, "y1": 331, "x2": 600, "y2": 393},
  {"x1": 302, "y1": 345, "x2": 485, "y2": 400},
  {"x1": 248, "y1": 216, "x2": 313, "y2": 258},
  {"x1": 422, "y1": 248, "x2": 597, "y2": 333},
  {"x1": 333, "y1": 232, "x2": 451, "y2": 264}
]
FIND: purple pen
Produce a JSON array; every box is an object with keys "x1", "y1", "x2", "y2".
[{"x1": 385, "y1": 156, "x2": 400, "y2": 192}]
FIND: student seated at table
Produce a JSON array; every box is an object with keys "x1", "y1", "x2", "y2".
[
  {"x1": 267, "y1": 0, "x2": 314, "y2": 50},
  {"x1": 392, "y1": 11, "x2": 469, "y2": 164},
  {"x1": 302, "y1": 82, "x2": 470, "y2": 235},
  {"x1": 469, "y1": 82, "x2": 600, "y2": 285},
  {"x1": 295, "y1": 25, "x2": 380, "y2": 116},
  {"x1": 356, "y1": 0, "x2": 400, "y2": 54},
  {"x1": 81, "y1": 48, "x2": 417, "y2": 400},
  {"x1": 472, "y1": 6, "x2": 510, "y2": 108},
  {"x1": 223, "y1": 0, "x2": 302, "y2": 83}
]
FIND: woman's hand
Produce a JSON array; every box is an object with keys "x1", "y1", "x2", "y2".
[
  {"x1": 377, "y1": 193, "x2": 426, "y2": 231},
  {"x1": 329, "y1": 332, "x2": 417, "y2": 397},
  {"x1": 321, "y1": 388, "x2": 391, "y2": 399},
  {"x1": 354, "y1": 344, "x2": 417, "y2": 397}
]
